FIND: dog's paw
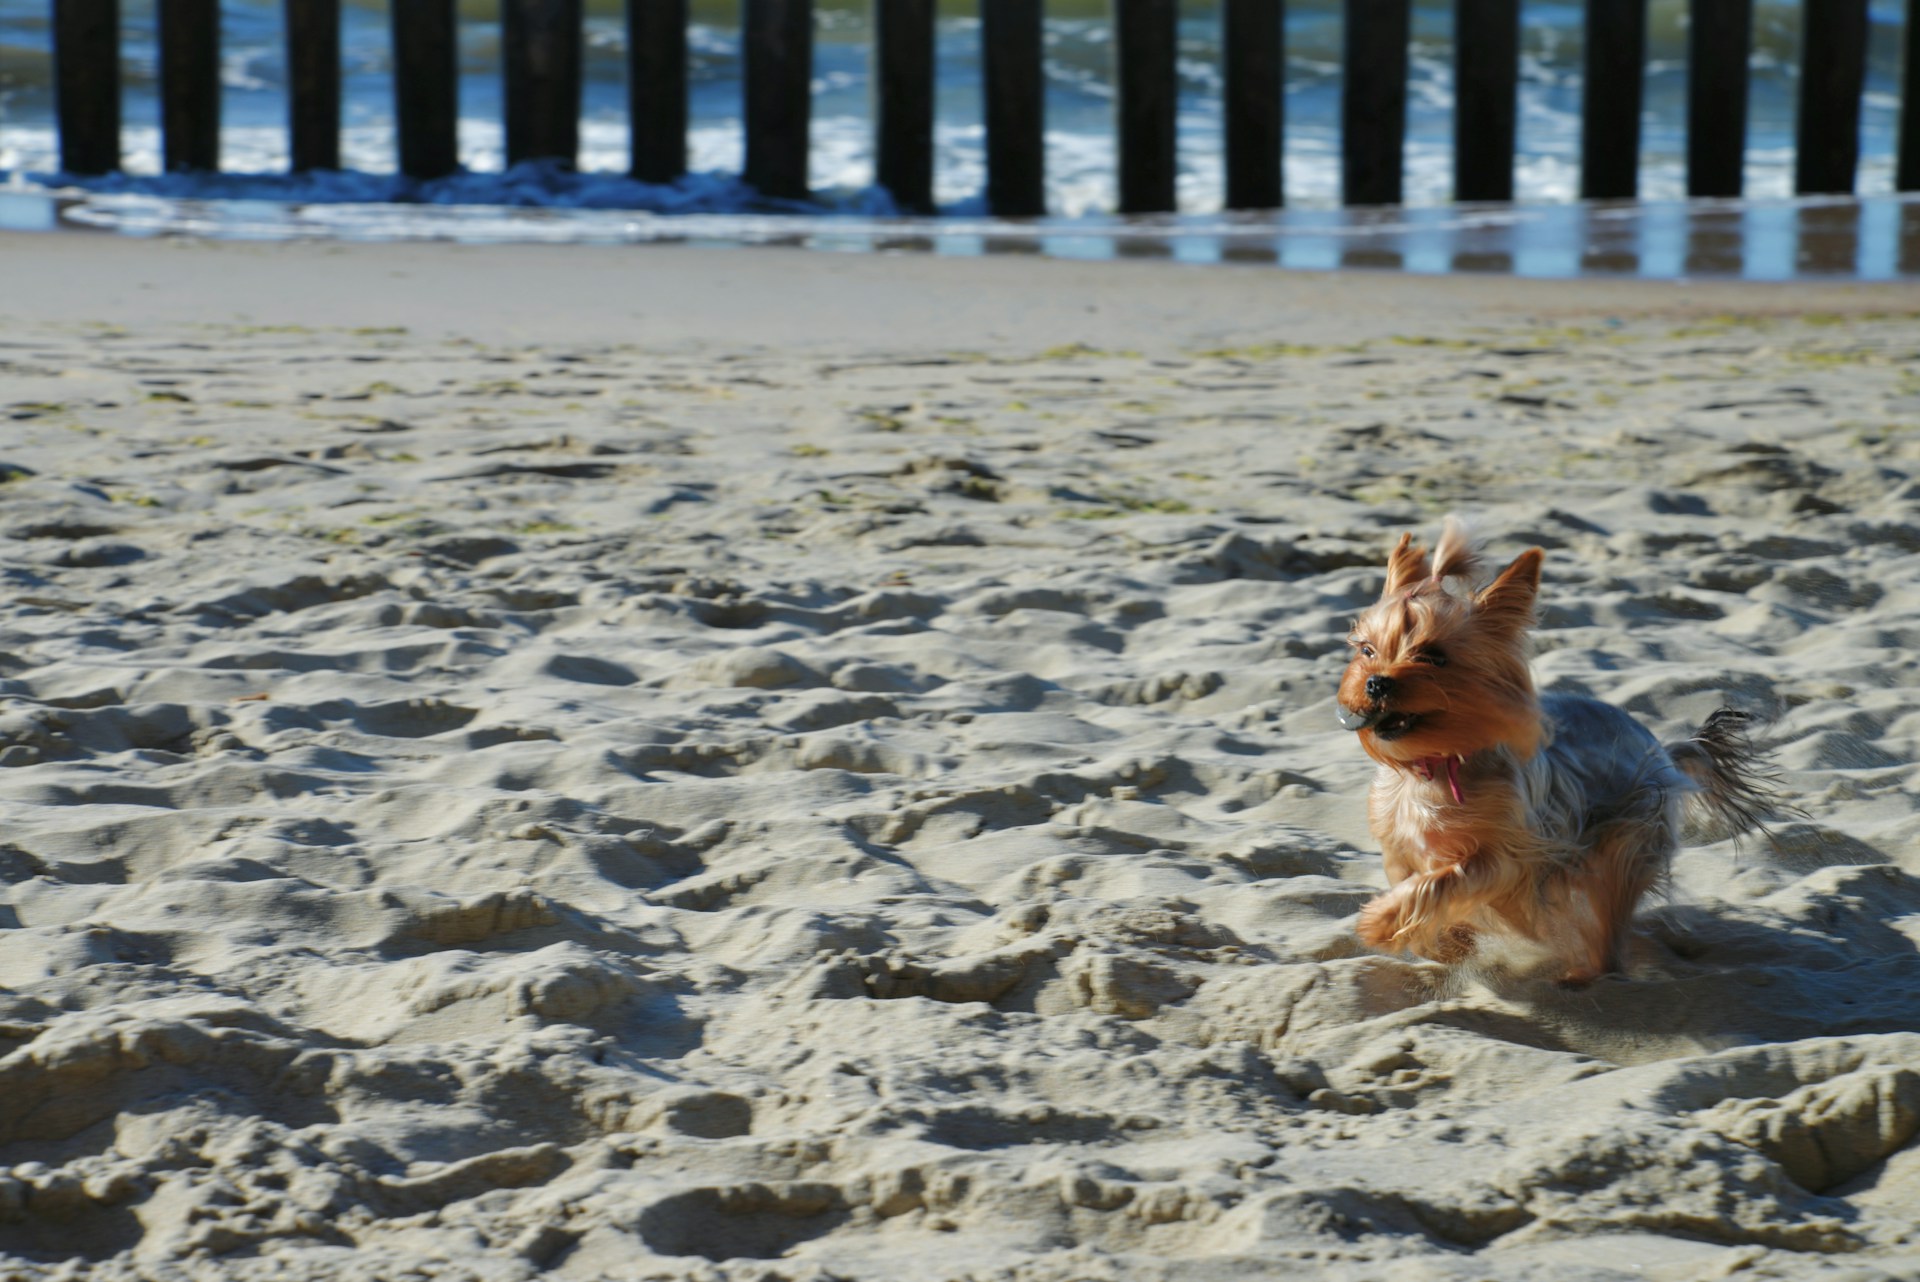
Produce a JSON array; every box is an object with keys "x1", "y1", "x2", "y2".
[{"x1": 1355, "y1": 894, "x2": 1403, "y2": 948}]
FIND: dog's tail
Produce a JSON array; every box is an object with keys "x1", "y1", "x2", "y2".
[{"x1": 1664, "y1": 708, "x2": 1790, "y2": 841}]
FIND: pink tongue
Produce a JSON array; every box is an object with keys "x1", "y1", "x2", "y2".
[{"x1": 1414, "y1": 755, "x2": 1466, "y2": 804}]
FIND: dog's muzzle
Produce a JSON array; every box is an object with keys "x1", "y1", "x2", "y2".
[{"x1": 1339, "y1": 703, "x2": 1421, "y2": 739}]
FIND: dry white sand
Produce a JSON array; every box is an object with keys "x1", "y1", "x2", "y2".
[{"x1": 1, "y1": 237, "x2": 1918, "y2": 1281}]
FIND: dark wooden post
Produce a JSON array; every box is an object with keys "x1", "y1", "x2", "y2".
[
  {"x1": 630, "y1": 0, "x2": 689, "y2": 182},
  {"x1": 1114, "y1": 0, "x2": 1177, "y2": 213},
  {"x1": 392, "y1": 0, "x2": 459, "y2": 178},
  {"x1": 1223, "y1": 0, "x2": 1283, "y2": 209},
  {"x1": 286, "y1": 0, "x2": 340, "y2": 171},
  {"x1": 1687, "y1": 0, "x2": 1750, "y2": 196},
  {"x1": 1579, "y1": 0, "x2": 1645, "y2": 199},
  {"x1": 1342, "y1": 0, "x2": 1409, "y2": 206},
  {"x1": 981, "y1": 0, "x2": 1044, "y2": 216},
  {"x1": 503, "y1": 0, "x2": 583, "y2": 167},
  {"x1": 1453, "y1": 0, "x2": 1517, "y2": 201},
  {"x1": 53, "y1": 0, "x2": 121, "y2": 174},
  {"x1": 159, "y1": 0, "x2": 220, "y2": 171},
  {"x1": 743, "y1": 0, "x2": 813, "y2": 199},
  {"x1": 1901, "y1": 0, "x2": 1920, "y2": 190},
  {"x1": 873, "y1": 0, "x2": 936, "y2": 211},
  {"x1": 1794, "y1": 0, "x2": 1868, "y2": 194}
]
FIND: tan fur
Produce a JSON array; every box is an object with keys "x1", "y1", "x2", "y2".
[
  {"x1": 1338, "y1": 545, "x2": 1542, "y2": 768},
  {"x1": 1339, "y1": 525, "x2": 1654, "y2": 985},
  {"x1": 1380, "y1": 532, "x2": 1432, "y2": 598},
  {"x1": 1429, "y1": 515, "x2": 1481, "y2": 585},
  {"x1": 1355, "y1": 755, "x2": 1557, "y2": 962}
]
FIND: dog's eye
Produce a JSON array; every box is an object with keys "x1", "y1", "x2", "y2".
[
  {"x1": 1358, "y1": 643, "x2": 1376, "y2": 659},
  {"x1": 1418, "y1": 649, "x2": 1448, "y2": 667}
]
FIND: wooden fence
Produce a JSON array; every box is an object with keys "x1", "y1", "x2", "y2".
[{"x1": 47, "y1": 0, "x2": 1920, "y2": 214}]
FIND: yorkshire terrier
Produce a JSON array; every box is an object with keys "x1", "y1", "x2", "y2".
[{"x1": 1337, "y1": 519, "x2": 1777, "y2": 984}]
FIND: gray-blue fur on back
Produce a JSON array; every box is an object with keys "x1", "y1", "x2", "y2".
[{"x1": 1523, "y1": 693, "x2": 1689, "y2": 848}]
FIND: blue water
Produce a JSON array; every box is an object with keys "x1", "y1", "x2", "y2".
[{"x1": 0, "y1": 0, "x2": 1910, "y2": 216}]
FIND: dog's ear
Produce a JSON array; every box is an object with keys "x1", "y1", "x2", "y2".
[
  {"x1": 1473, "y1": 547, "x2": 1543, "y2": 631},
  {"x1": 1381, "y1": 533, "x2": 1430, "y2": 599}
]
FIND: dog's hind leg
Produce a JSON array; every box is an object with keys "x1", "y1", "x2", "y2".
[{"x1": 1558, "y1": 831, "x2": 1667, "y2": 985}]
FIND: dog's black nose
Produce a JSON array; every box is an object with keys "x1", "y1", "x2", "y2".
[{"x1": 1364, "y1": 674, "x2": 1394, "y2": 702}]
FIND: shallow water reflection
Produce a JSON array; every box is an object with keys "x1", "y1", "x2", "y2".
[{"x1": 9, "y1": 190, "x2": 1919, "y2": 281}]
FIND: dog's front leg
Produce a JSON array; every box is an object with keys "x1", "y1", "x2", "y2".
[{"x1": 1357, "y1": 843, "x2": 1492, "y2": 957}]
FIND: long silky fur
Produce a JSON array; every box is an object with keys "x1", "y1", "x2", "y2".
[
  {"x1": 1342, "y1": 519, "x2": 1797, "y2": 983},
  {"x1": 1665, "y1": 708, "x2": 1792, "y2": 842},
  {"x1": 1429, "y1": 516, "x2": 1482, "y2": 587}
]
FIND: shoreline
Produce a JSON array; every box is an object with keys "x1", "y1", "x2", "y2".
[
  {"x1": 4, "y1": 188, "x2": 1917, "y2": 287},
  {"x1": 1, "y1": 229, "x2": 1916, "y2": 354}
]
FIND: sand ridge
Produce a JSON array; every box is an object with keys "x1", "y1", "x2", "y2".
[{"x1": 1, "y1": 302, "x2": 1918, "y2": 1279}]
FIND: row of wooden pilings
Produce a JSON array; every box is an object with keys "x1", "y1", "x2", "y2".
[{"x1": 46, "y1": 0, "x2": 1920, "y2": 215}]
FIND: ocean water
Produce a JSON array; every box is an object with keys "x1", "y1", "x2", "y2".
[{"x1": 0, "y1": 0, "x2": 1910, "y2": 217}]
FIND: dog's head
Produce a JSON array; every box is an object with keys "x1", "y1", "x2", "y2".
[{"x1": 1337, "y1": 520, "x2": 1544, "y2": 765}]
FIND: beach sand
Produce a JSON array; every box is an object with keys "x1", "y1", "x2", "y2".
[{"x1": 1, "y1": 236, "x2": 1918, "y2": 1280}]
